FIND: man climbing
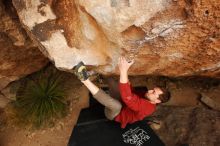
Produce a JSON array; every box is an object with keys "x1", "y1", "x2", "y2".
[{"x1": 73, "y1": 56, "x2": 170, "y2": 128}]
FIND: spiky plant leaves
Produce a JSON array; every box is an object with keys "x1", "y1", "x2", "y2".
[{"x1": 15, "y1": 68, "x2": 67, "y2": 129}]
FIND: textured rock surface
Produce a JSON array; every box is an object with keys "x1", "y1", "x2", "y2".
[
  {"x1": 11, "y1": 0, "x2": 220, "y2": 77},
  {"x1": 0, "y1": 0, "x2": 49, "y2": 90},
  {"x1": 152, "y1": 106, "x2": 220, "y2": 146},
  {"x1": 153, "y1": 106, "x2": 220, "y2": 146},
  {"x1": 0, "y1": 94, "x2": 10, "y2": 108},
  {"x1": 201, "y1": 85, "x2": 220, "y2": 110}
]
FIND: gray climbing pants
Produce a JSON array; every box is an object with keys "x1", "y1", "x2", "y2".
[{"x1": 93, "y1": 78, "x2": 122, "y2": 120}]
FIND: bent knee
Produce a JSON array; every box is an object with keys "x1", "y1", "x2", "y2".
[{"x1": 104, "y1": 105, "x2": 121, "y2": 120}]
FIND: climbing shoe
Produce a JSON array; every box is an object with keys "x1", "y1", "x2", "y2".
[{"x1": 73, "y1": 61, "x2": 89, "y2": 81}]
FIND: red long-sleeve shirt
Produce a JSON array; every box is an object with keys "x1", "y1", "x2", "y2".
[{"x1": 114, "y1": 82, "x2": 156, "y2": 128}]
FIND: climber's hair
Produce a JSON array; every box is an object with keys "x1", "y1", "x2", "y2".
[{"x1": 158, "y1": 87, "x2": 171, "y2": 103}]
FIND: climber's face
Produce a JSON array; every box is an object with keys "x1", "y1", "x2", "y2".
[{"x1": 145, "y1": 87, "x2": 163, "y2": 104}]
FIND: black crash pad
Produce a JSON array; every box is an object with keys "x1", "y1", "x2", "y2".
[
  {"x1": 68, "y1": 119, "x2": 165, "y2": 146},
  {"x1": 68, "y1": 97, "x2": 165, "y2": 146}
]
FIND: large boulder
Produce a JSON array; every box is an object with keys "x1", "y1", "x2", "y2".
[
  {"x1": 12, "y1": 0, "x2": 220, "y2": 77},
  {"x1": 0, "y1": 0, "x2": 49, "y2": 90}
]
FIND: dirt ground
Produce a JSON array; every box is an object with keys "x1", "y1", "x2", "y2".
[
  {"x1": 0, "y1": 70, "x2": 89, "y2": 146},
  {"x1": 0, "y1": 67, "x2": 220, "y2": 146}
]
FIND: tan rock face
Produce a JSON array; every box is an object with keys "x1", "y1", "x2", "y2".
[
  {"x1": 0, "y1": 0, "x2": 49, "y2": 90},
  {"x1": 12, "y1": 0, "x2": 220, "y2": 77}
]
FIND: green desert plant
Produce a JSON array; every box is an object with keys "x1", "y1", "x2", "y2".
[{"x1": 14, "y1": 68, "x2": 67, "y2": 128}]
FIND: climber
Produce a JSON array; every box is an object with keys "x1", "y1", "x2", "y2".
[{"x1": 73, "y1": 56, "x2": 170, "y2": 128}]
